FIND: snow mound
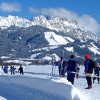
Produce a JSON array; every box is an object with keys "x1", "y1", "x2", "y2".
[{"x1": 51, "y1": 78, "x2": 87, "y2": 100}]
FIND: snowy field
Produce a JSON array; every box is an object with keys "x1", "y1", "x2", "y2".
[{"x1": 0, "y1": 65, "x2": 100, "y2": 100}]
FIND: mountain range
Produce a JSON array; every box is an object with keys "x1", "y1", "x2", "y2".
[{"x1": 0, "y1": 15, "x2": 100, "y2": 63}]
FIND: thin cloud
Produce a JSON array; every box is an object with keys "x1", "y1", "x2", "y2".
[
  {"x1": 77, "y1": 15, "x2": 100, "y2": 34},
  {"x1": 29, "y1": 7, "x2": 39, "y2": 14},
  {"x1": 29, "y1": 7, "x2": 100, "y2": 34},
  {"x1": 0, "y1": 2, "x2": 21, "y2": 12}
]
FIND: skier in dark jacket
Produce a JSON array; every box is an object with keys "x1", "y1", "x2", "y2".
[
  {"x1": 84, "y1": 54, "x2": 94, "y2": 89},
  {"x1": 58, "y1": 57, "x2": 64, "y2": 77},
  {"x1": 18, "y1": 65, "x2": 24, "y2": 75},
  {"x1": 93, "y1": 63, "x2": 100, "y2": 84},
  {"x1": 67, "y1": 55, "x2": 77, "y2": 85}
]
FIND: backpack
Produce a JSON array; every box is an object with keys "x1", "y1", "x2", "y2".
[
  {"x1": 88, "y1": 59, "x2": 95, "y2": 73},
  {"x1": 89, "y1": 59, "x2": 95, "y2": 68}
]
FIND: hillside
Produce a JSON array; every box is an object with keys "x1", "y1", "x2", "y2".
[{"x1": 0, "y1": 15, "x2": 100, "y2": 63}]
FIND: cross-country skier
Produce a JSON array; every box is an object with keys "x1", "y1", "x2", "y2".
[
  {"x1": 18, "y1": 65, "x2": 24, "y2": 75},
  {"x1": 93, "y1": 62, "x2": 100, "y2": 84}
]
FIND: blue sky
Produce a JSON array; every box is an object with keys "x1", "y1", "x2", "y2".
[{"x1": 0, "y1": 0, "x2": 100, "y2": 34}]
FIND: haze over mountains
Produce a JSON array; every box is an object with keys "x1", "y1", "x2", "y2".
[{"x1": 0, "y1": 15, "x2": 100, "y2": 62}]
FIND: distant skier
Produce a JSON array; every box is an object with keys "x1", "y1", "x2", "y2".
[
  {"x1": 58, "y1": 57, "x2": 63, "y2": 77},
  {"x1": 76, "y1": 64, "x2": 80, "y2": 73},
  {"x1": 3, "y1": 65, "x2": 8, "y2": 74},
  {"x1": 58, "y1": 57, "x2": 67, "y2": 77},
  {"x1": 84, "y1": 54, "x2": 95, "y2": 89},
  {"x1": 62, "y1": 60, "x2": 67, "y2": 77},
  {"x1": 10, "y1": 66, "x2": 16, "y2": 75},
  {"x1": 76, "y1": 64, "x2": 80, "y2": 78},
  {"x1": 18, "y1": 65, "x2": 24, "y2": 75},
  {"x1": 67, "y1": 55, "x2": 78, "y2": 85},
  {"x1": 93, "y1": 63, "x2": 100, "y2": 84}
]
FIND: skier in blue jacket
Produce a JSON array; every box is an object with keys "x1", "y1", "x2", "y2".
[
  {"x1": 3, "y1": 65, "x2": 8, "y2": 73},
  {"x1": 84, "y1": 54, "x2": 94, "y2": 89}
]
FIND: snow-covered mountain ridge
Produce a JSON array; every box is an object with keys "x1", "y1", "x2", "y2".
[
  {"x1": 0, "y1": 15, "x2": 78, "y2": 29},
  {"x1": 0, "y1": 15, "x2": 31, "y2": 28},
  {"x1": 0, "y1": 15, "x2": 100, "y2": 42}
]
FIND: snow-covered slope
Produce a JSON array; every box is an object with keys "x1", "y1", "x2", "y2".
[
  {"x1": 0, "y1": 65, "x2": 100, "y2": 100},
  {"x1": 44, "y1": 32, "x2": 69, "y2": 45}
]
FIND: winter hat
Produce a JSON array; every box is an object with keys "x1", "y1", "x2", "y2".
[{"x1": 85, "y1": 54, "x2": 90, "y2": 59}]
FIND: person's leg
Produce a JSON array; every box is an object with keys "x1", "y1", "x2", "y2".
[
  {"x1": 67, "y1": 73, "x2": 75, "y2": 85},
  {"x1": 86, "y1": 76, "x2": 92, "y2": 89},
  {"x1": 93, "y1": 77, "x2": 96, "y2": 83},
  {"x1": 88, "y1": 77, "x2": 92, "y2": 87},
  {"x1": 59, "y1": 70, "x2": 60, "y2": 76},
  {"x1": 59, "y1": 68, "x2": 62, "y2": 77},
  {"x1": 97, "y1": 75, "x2": 99, "y2": 83},
  {"x1": 97, "y1": 78, "x2": 99, "y2": 83},
  {"x1": 59, "y1": 66, "x2": 62, "y2": 77},
  {"x1": 71, "y1": 74, "x2": 75, "y2": 85},
  {"x1": 67, "y1": 73, "x2": 71, "y2": 83},
  {"x1": 61, "y1": 69, "x2": 65, "y2": 77}
]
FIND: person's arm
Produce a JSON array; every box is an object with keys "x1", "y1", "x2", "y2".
[{"x1": 84, "y1": 60, "x2": 90, "y2": 73}]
